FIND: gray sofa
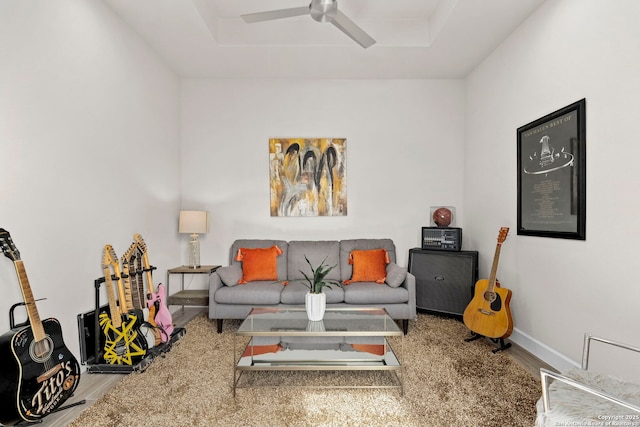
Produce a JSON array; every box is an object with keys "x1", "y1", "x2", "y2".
[{"x1": 209, "y1": 238, "x2": 416, "y2": 334}]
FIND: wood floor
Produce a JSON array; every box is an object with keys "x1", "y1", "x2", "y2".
[{"x1": 34, "y1": 309, "x2": 555, "y2": 426}]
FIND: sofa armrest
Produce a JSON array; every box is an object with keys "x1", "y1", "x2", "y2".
[
  {"x1": 402, "y1": 271, "x2": 417, "y2": 318},
  {"x1": 208, "y1": 271, "x2": 224, "y2": 319}
]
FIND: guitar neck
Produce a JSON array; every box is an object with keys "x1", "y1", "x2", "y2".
[
  {"x1": 102, "y1": 266, "x2": 122, "y2": 328},
  {"x1": 13, "y1": 260, "x2": 45, "y2": 342},
  {"x1": 141, "y1": 252, "x2": 154, "y2": 295},
  {"x1": 118, "y1": 263, "x2": 133, "y2": 313},
  {"x1": 487, "y1": 243, "x2": 503, "y2": 292},
  {"x1": 134, "y1": 255, "x2": 146, "y2": 306}
]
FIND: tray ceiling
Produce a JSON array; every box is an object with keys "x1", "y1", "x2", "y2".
[{"x1": 104, "y1": 0, "x2": 546, "y2": 78}]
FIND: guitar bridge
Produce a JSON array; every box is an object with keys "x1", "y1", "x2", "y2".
[
  {"x1": 37, "y1": 362, "x2": 63, "y2": 383},
  {"x1": 478, "y1": 309, "x2": 495, "y2": 316}
]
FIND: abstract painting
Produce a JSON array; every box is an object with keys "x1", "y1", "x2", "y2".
[{"x1": 269, "y1": 138, "x2": 347, "y2": 217}]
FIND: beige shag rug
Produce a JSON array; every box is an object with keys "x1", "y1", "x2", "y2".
[{"x1": 69, "y1": 313, "x2": 540, "y2": 427}]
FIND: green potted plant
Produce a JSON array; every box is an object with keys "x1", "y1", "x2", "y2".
[{"x1": 300, "y1": 255, "x2": 341, "y2": 321}]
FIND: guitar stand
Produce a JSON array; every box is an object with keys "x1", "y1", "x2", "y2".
[
  {"x1": 465, "y1": 332, "x2": 512, "y2": 353},
  {"x1": 10, "y1": 300, "x2": 46, "y2": 329},
  {"x1": 51, "y1": 399, "x2": 86, "y2": 414},
  {"x1": 80, "y1": 267, "x2": 185, "y2": 374}
]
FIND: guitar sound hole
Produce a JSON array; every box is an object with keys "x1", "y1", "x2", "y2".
[
  {"x1": 483, "y1": 291, "x2": 496, "y2": 303},
  {"x1": 30, "y1": 336, "x2": 53, "y2": 363}
]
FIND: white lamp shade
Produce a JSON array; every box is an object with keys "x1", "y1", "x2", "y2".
[{"x1": 178, "y1": 211, "x2": 209, "y2": 234}]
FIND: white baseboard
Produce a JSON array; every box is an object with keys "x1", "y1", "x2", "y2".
[{"x1": 509, "y1": 327, "x2": 579, "y2": 372}]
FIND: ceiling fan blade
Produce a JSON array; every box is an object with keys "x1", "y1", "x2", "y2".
[
  {"x1": 331, "y1": 10, "x2": 375, "y2": 49},
  {"x1": 241, "y1": 6, "x2": 310, "y2": 24}
]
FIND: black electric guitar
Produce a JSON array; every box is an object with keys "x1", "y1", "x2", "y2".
[
  {"x1": 120, "y1": 242, "x2": 155, "y2": 349},
  {"x1": 100, "y1": 245, "x2": 147, "y2": 365},
  {"x1": 0, "y1": 228, "x2": 81, "y2": 425}
]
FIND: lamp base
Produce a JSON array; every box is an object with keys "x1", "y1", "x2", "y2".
[{"x1": 188, "y1": 235, "x2": 200, "y2": 269}]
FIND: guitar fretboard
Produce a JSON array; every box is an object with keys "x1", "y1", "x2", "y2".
[
  {"x1": 14, "y1": 260, "x2": 45, "y2": 342},
  {"x1": 487, "y1": 244, "x2": 502, "y2": 292}
]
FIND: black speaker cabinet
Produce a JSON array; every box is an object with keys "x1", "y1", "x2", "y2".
[{"x1": 408, "y1": 248, "x2": 478, "y2": 316}]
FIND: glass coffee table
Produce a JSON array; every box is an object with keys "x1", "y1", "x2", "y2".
[{"x1": 233, "y1": 307, "x2": 404, "y2": 396}]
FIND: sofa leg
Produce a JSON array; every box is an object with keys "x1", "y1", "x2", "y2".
[
  {"x1": 216, "y1": 319, "x2": 223, "y2": 333},
  {"x1": 402, "y1": 319, "x2": 408, "y2": 335}
]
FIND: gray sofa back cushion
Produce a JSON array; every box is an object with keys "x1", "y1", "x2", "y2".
[
  {"x1": 229, "y1": 239, "x2": 289, "y2": 282},
  {"x1": 339, "y1": 239, "x2": 397, "y2": 282},
  {"x1": 287, "y1": 241, "x2": 341, "y2": 281}
]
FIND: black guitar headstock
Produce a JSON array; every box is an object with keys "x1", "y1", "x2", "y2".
[{"x1": 0, "y1": 228, "x2": 21, "y2": 262}]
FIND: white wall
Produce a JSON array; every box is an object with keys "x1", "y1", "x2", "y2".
[
  {"x1": 465, "y1": 0, "x2": 640, "y2": 377},
  {"x1": 0, "y1": 1, "x2": 181, "y2": 365},
  {"x1": 181, "y1": 79, "x2": 465, "y2": 272}
]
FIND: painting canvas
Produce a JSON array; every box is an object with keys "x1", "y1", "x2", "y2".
[{"x1": 269, "y1": 138, "x2": 347, "y2": 217}]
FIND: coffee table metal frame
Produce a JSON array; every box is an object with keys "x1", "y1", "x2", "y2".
[{"x1": 233, "y1": 307, "x2": 404, "y2": 396}]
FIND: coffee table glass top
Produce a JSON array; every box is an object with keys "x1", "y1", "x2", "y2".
[{"x1": 237, "y1": 307, "x2": 403, "y2": 336}]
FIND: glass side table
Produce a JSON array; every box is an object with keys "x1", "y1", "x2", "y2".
[{"x1": 166, "y1": 265, "x2": 220, "y2": 311}]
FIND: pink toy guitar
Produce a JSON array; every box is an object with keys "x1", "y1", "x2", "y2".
[
  {"x1": 134, "y1": 234, "x2": 174, "y2": 343},
  {"x1": 148, "y1": 283, "x2": 174, "y2": 342}
]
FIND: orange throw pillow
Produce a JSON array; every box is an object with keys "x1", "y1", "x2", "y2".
[
  {"x1": 344, "y1": 248, "x2": 389, "y2": 284},
  {"x1": 236, "y1": 245, "x2": 282, "y2": 284}
]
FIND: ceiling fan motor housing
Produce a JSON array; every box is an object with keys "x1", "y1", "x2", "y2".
[{"x1": 310, "y1": 0, "x2": 338, "y2": 23}]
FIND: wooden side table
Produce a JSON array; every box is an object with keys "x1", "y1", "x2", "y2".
[{"x1": 166, "y1": 265, "x2": 221, "y2": 311}]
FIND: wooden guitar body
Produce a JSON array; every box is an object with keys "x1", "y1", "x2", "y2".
[
  {"x1": 462, "y1": 227, "x2": 513, "y2": 340},
  {"x1": 463, "y1": 279, "x2": 513, "y2": 339},
  {"x1": 0, "y1": 318, "x2": 80, "y2": 425}
]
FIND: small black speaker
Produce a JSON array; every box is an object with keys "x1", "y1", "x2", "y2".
[{"x1": 408, "y1": 248, "x2": 478, "y2": 316}]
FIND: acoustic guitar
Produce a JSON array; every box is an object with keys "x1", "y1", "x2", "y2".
[
  {"x1": 0, "y1": 228, "x2": 80, "y2": 425},
  {"x1": 134, "y1": 234, "x2": 174, "y2": 342},
  {"x1": 463, "y1": 227, "x2": 513, "y2": 339},
  {"x1": 100, "y1": 245, "x2": 147, "y2": 365}
]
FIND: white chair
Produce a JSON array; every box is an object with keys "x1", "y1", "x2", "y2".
[{"x1": 535, "y1": 333, "x2": 640, "y2": 427}]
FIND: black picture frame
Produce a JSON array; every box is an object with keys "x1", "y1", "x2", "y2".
[{"x1": 517, "y1": 99, "x2": 586, "y2": 240}]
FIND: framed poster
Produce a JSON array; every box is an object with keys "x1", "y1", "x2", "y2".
[{"x1": 517, "y1": 99, "x2": 586, "y2": 240}]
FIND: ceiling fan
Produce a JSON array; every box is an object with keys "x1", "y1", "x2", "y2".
[{"x1": 241, "y1": 0, "x2": 376, "y2": 49}]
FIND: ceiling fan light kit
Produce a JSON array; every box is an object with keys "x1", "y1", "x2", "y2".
[{"x1": 241, "y1": 0, "x2": 376, "y2": 49}]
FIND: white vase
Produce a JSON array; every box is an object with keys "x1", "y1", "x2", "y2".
[{"x1": 305, "y1": 292, "x2": 326, "y2": 321}]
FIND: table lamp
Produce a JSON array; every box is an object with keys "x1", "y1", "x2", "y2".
[{"x1": 178, "y1": 210, "x2": 209, "y2": 268}]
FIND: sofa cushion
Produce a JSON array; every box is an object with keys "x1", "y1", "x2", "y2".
[
  {"x1": 385, "y1": 262, "x2": 407, "y2": 288},
  {"x1": 339, "y1": 239, "x2": 397, "y2": 282},
  {"x1": 280, "y1": 280, "x2": 344, "y2": 304},
  {"x1": 343, "y1": 282, "x2": 409, "y2": 304},
  {"x1": 218, "y1": 264, "x2": 243, "y2": 286},
  {"x1": 236, "y1": 245, "x2": 283, "y2": 283},
  {"x1": 214, "y1": 281, "x2": 284, "y2": 305},
  {"x1": 344, "y1": 249, "x2": 389, "y2": 284},
  {"x1": 287, "y1": 241, "x2": 341, "y2": 281},
  {"x1": 230, "y1": 239, "x2": 288, "y2": 281}
]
